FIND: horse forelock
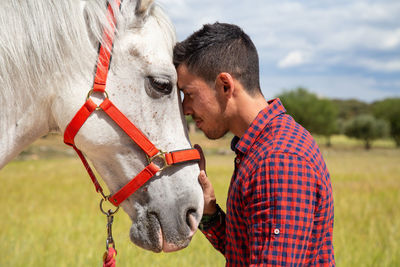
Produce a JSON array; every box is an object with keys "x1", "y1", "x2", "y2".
[{"x1": 150, "y1": 4, "x2": 177, "y2": 52}]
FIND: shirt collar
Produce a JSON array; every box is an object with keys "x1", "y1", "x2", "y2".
[{"x1": 231, "y1": 98, "x2": 286, "y2": 154}]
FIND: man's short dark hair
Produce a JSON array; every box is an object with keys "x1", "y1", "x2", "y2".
[{"x1": 173, "y1": 22, "x2": 261, "y2": 96}]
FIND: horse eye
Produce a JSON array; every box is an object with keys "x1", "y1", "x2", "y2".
[{"x1": 148, "y1": 77, "x2": 172, "y2": 95}]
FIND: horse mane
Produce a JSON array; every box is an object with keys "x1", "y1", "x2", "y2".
[
  {"x1": 0, "y1": 0, "x2": 95, "y2": 122},
  {"x1": 0, "y1": 0, "x2": 175, "y2": 129}
]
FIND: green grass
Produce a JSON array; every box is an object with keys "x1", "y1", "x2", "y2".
[
  {"x1": 0, "y1": 158, "x2": 226, "y2": 267},
  {"x1": 1, "y1": 134, "x2": 400, "y2": 266}
]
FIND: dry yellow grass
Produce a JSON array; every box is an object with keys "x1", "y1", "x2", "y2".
[{"x1": 1, "y1": 133, "x2": 399, "y2": 266}]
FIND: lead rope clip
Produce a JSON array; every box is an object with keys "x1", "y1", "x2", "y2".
[
  {"x1": 100, "y1": 199, "x2": 119, "y2": 266},
  {"x1": 106, "y1": 212, "x2": 115, "y2": 249}
]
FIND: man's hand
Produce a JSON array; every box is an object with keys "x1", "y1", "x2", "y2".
[{"x1": 194, "y1": 144, "x2": 217, "y2": 215}]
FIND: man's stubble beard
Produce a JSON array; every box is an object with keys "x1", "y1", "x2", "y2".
[{"x1": 203, "y1": 125, "x2": 229, "y2": 140}]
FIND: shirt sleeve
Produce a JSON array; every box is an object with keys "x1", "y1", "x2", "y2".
[
  {"x1": 243, "y1": 152, "x2": 323, "y2": 266},
  {"x1": 200, "y1": 209, "x2": 226, "y2": 255}
]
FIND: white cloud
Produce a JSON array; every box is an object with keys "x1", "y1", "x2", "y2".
[
  {"x1": 278, "y1": 50, "x2": 308, "y2": 68},
  {"x1": 358, "y1": 59, "x2": 400, "y2": 72},
  {"x1": 382, "y1": 29, "x2": 400, "y2": 49},
  {"x1": 156, "y1": 0, "x2": 400, "y2": 101}
]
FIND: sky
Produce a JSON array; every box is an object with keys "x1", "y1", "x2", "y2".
[{"x1": 157, "y1": 0, "x2": 400, "y2": 102}]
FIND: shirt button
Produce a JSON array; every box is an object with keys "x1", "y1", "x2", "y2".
[
  {"x1": 274, "y1": 228, "x2": 280, "y2": 235},
  {"x1": 235, "y1": 158, "x2": 241, "y2": 164},
  {"x1": 207, "y1": 233, "x2": 212, "y2": 237}
]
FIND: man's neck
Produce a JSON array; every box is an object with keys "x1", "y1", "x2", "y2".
[{"x1": 229, "y1": 92, "x2": 268, "y2": 138}]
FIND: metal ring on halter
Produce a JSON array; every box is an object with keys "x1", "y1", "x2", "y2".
[
  {"x1": 100, "y1": 198, "x2": 120, "y2": 215},
  {"x1": 146, "y1": 151, "x2": 170, "y2": 172},
  {"x1": 86, "y1": 89, "x2": 109, "y2": 111}
]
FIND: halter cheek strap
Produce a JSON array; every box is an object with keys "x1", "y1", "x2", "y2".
[{"x1": 63, "y1": 0, "x2": 200, "y2": 207}]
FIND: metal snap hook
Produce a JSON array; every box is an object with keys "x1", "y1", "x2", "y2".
[{"x1": 105, "y1": 213, "x2": 116, "y2": 249}]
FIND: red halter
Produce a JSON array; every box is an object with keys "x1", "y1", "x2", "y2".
[{"x1": 63, "y1": 0, "x2": 200, "y2": 207}]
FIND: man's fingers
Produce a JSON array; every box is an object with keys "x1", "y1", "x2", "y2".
[
  {"x1": 195, "y1": 146, "x2": 217, "y2": 215},
  {"x1": 198, "y1": 170, "x2": 217, "y2": 215},
  {"x1": 198, "y1": 170, "x2": 208, "y2": 189},
  {"x1": 194, "y1": 144, "x2": 206, "y2": 173},
  {"x1": 198, "y1": 170, "x2": 214, "y2": 195}
]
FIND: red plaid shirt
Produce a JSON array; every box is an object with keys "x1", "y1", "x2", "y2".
[{"x1": 201, "y1": 99, "x2": 335, "y2": 266}]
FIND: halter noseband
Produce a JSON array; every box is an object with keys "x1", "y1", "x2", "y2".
[{"x1": 63, "y1": 0, "x2": 200, "y2": 207}]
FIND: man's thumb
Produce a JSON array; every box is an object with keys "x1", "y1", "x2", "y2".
[{"x1": 194, "y1": 144, "x2": 206, "y2": 173}]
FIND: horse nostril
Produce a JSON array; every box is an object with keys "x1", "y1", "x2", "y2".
[{"x1": 186, "y1": 208, "x2": 198, "y2": 231}]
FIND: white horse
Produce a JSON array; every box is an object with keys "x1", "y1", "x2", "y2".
[{"x1": 0, "y1": 0, "x2": 203, "y2": 253}]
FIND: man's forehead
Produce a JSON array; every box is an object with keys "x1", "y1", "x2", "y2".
[
  {"x1": 177, "y1": 63, "x2": 189, "y2": 73},
  {"x1": 177, "y1": 64, "x2": 211, "y2": 93},
  {"x1": 176, "y1": 65, "x2": 191, "y2": 91},
  {"x1": 177, "y1": 79, "x2": 186, "y2": 92}
]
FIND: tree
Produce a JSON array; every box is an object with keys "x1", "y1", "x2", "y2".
[
  {"x1": 344, "y1": 114, "x2": 389, "y2": 150},
  {"x1": 332, "y1": 99, "x2": 370, "y2": 120},
  {"x1": 372, "y1": 98, "x2": 400, "y2": 148},
  {"x1": 278, "y1": 88, "x2": 338, "y2": 146}
]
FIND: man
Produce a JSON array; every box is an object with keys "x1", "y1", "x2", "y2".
[{"x1": 174, "y1": 22, "x2": 335, "y2": 266}]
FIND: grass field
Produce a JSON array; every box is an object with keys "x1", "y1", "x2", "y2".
[{"x1": 1, "y1": 133, "x2": 399, "y2": 266}]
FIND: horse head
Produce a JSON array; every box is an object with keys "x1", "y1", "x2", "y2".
[{"x1": 5, "y1": 0, "x2": 203, "y2": 252}]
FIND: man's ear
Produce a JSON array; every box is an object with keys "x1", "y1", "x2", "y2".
[{"x1": 215, "y1": 72, "x2": 235, "y2": 98}]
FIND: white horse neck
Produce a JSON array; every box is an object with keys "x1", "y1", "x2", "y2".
[{"x1": 0, "y1": 88, "x2": 53, "y2": 168}]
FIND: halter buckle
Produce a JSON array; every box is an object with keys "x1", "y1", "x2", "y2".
[{"x1": 147, "y1": 151, "x2": 169, "y2": 172}]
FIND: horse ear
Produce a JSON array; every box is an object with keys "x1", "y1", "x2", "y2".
[{"x1": 135, "y1": 0, "x2": 154, "y2": 15}]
